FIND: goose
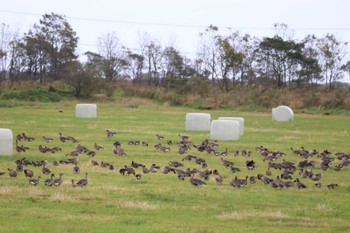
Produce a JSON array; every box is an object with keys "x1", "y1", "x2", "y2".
[
  {"x1": 220, "y1": 158, "x2": 234, "y2": 168},
  {"x1": 162, "y1": 166, "x2": 175, "y2": 174},
  {"x1": 100, "y1": 161, "x2": 109, "y2": 168},
  {"x1": 150, "y1": 164, "x2": 160, "y2": 173},
  {"x1": 189, "y1": 174, "x2": 206, "y2": 186},
  {"x1": 315, "y1": 182, "x2": 322, "y2": 188},
  {"x1": 16, "y1": 164, "x2": 23, "y2": 172},
  {"x1": 156, "y1": 134, "x2": 164, "y2": 140},
  {"x1": 327, "y1": 183, "x2": 338, "y2": 189},
  {"x1": 249, "y1": 176, "x2": 257, "y2": 184},
  {"x1": 38, "y1": 145, "x2": 50, "y2": 153},
  {"x1": 52, "y1": 160, "x2": 59, "y2": 166},
  {"x1": 135, "y1": 174, "x2": 142, "y2": 180},
  {"x1": 174, "y1": 169, "x2": 190, "y2": 180},
  {"x1": 141, "y1": 141, "x2": 149, "y2": 147},
  {"x1": 67, "y1": 136, "x2": 79, "y2": 143},
  {"x1": 106, "y1": 129, "x2": 116, "y2": 138},
  {"x1": 43, "y1": 136, "x2": 54, "y2": 143},
  {"x1": 230, "y1": 176, "x2": 240, "y2": 187},
  {"x1": 73, "y1": 164, "x2": 80, "y2": 174},
  {"x1": 91, "y1": 160, "x2": 99, "y2": 166},
  {"x1": 142, "y1": 165, "x2": 150, "y2": 174},
  {"x1": 295, "y1": 178, "x2": 307, "y2": 189},
  {"x1": 15, "y1": 140, "x2": 28, "y2": 153},
  {"x1": 16, "y1": 133, "x2": 24, "y2": 141},
  {"x1": 167, "y1": 140, "x2": 173, "y2": 145},
  {"x1": 59, "y1": 133, "x2": 69, "y2": 142},
  {"x1": 0, "y1": 171, "x2": 5, "y2": 176},
  {"x1": 42, "y1": 165, "x2": 51, "y2": 175},
  {"x1": 241, "y1": 150, "x2": 247, "y2": 156},
  {"x1": 215, "y1": 174, "x2": 224, "y2": 184},
  {"x1": 220, "y1": 148, "x2": 228, "y2": 156},
  {"x1": 257, "y1": 174, "x2": 272, "y2": 185},
  {"x1": 309, "y1": 173, "x2": 322, "y2": 181},
  {"x1": 160, "y1": 146, "x2": 170, "y2": 152},
  {"x1": 22, "y1": 133, "x2": 35, "y2": 142},
  {"x1": 24, "y1": 169, "x2": 34, "y2": 178},
  {"x1": 29, "y1": 176, "x2": 40, "y2": 186},
  {"x1": 131, "y1": 161, "x2": 143, "y2": 169},
  {"x1": 75, "y1": 172, "x2": 88, "y2": 187},
  {"x1": 53, "y1": 173, "x2": 63, "y2": 186},
  {"x1": 246, "y1": 160, "x2": 256, "y2": 170},
  {"x1": 169, "y1": 161, "x2": 183, "y2": 168},
  {"x1": 271, "y1": 176, "x2": 285, "y2": 189},
  {"x1": 94, "y1": 143, "x2": 104, "y2": 151},
  {"x1": 230, "y1": 166, "x2": 241, "y2": 173},
  {"x1": 113, "y1": 144, "x2": 126, "y2": 156},
  {"x1": 182, "y1": 154, "x2": 197, "y2": 161},
  {"x1": 86, "y1": 150, "x2": 96, "y2": 157},
  {"x1": 266, "y1": 168, "x2": 272, "y2": 176},
  {"x1": 44, "y1": 174, "x2": 55, "y2": 186},
  {"x1": 108, "y1": 164, "x2": 114, "y2": 171},
  {"x1": 8, "y1": 168, "x2": 17, "y2": 177}
]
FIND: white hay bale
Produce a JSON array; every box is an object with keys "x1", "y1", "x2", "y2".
[
  {"x1": 210, "y1": 120, "x2": 240, "y2": 141},
  {"x1": 185, "y1": 113, "x2": 211, "y2": 131},
  {"x1": 218, "y1": 117, "x2": 244, "y2": 136},
  {"x1": 76, "y1": 104, "x2": 97, "y2": 118},
  {"x1": 272, "y1": 105, "x2": 294, "y2": 121},
  {"x1": 0, "y1": 128, "x2": 13, "y2": 156}
]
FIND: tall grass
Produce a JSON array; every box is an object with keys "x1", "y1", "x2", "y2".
[{"x1": 0, "y1": 101, "x2": 349, "y2": 232}]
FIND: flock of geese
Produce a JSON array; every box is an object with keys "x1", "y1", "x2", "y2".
[{"x1": 1, "y1": 130, "x2": 348, "y2": 190}]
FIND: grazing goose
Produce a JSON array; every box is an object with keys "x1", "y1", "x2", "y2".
[
  {"x1": 113, "y1": 142, "x2": 126, "y2": 156},
  {"x1": 75, "y1": 172, "x2": 88, "y2": 187},
  {"x1": 309, "y1": 173, "x2": 322, "y2": 181},
  {"x1": 230, "y1": 166, "x2": 241, "y2": 173},
  {"x1": 142, "y1": 165, "x2": 150, "y2": 174},
  {"x1": 53, "y1": 173, "x2": 63, "y2": 186},
  {"x1": 106, "y1": 129, "x2": 116, "y2": 139},
  {"x1": 108, "y1": 164, "x2": 114, "y2": 171},
  {"x1": 257, "y1": 174, "x2": 272, "y2": 185},
  {"x1": 295, "y1": 178, "x2": 307, "y2": 189},
  {"x1": 169, "y1": 161, "x2": 183, "y2": 168},
  {"x1": 8, "y1": 168, "x2": 17, "y2": 177},
  {"x1": 91, "y1": 160, "x2": 99, "y2": 166},
  {"x1": 16, "y1": 164, "x2": 23, "y2": 172},
  {"x1": 220, "y1": 158, "x2": 234, "y2": 168},
  {"x1": 29, "y1": 176, "x2": 41, "y2": 186},
  {"x1": 131, "y1": 161, "x2": 143, "y2": 169},
  {"x1": 15, "y1": 140, "x2": 28, "y2": 153},
  {"x1": 0, "y1": 171, "x2": 5, "y2": 176},
  {"x1": 141, "y1": 141, "x2": 149, "y2": 147},
  {"x1": 67, "y1": 136, "x2": 79, "y2": 143},
  {"x1": 94, "y1": 143, "x2": 104, "y2": 151},
  {"x1": 22, "y1": 133, "x2": 35, "y2": 142},
  {"x1": 327, "y1": 183, "x2": 338, "y2": 189},
  {"x1": 315, "y1": 182, "x2": 322, "y2": 188},
  {"x1": 43, "y1": 136, "x2": 54, "y2": 143},
  {"x1": 42, "y1": 165, "x2": 51, "y2": 175},
  {"x1": 182, "y1": 155, "x2": 197, "y2": 161},
  {"x1": 189, "y1": 174, "x2": 206, "y2": 186},
  {"x1": 44, "y1": 174, "x2": 55, "y2": 186},
  {"x1": 215, "y1": 174, "x2": 224, "y2": 184},
  {"x1": 162, "y1": 166, "x2": 174, "y2": 174},
  {"x1": 86, "y1": 150, "x2": 96, "y2": 157},
  {"x1": 24, "y1": 169, "x2": 34, "y2": 178}
]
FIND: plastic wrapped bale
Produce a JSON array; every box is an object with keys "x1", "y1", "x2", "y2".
[
  {"x1": 272, "y1": 105, "x2": 294, "y2": 121},
  {"x1": 218, "y1": 117, "x2": 244, "y2": 136},
  {"x1": 76, "y1": 104, "x2": 97, "y2": 118},
  {"x1": 210, "y1": 120, "x2": 240, "y2": 141},
  {"x1": 0, "y1": 128, "x2": 13, "y2": 156},
  {"x1": 185, "y1": 113, "x2": 211, "y2": 131}
]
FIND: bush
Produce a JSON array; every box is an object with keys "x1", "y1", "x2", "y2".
[{"x1": 0, "y1": 89, "x2": 62, "y2": 102}]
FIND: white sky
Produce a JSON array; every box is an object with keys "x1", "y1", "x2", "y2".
[{"x1": 0, "y1": 0, "x2": 349, "y2": 80}]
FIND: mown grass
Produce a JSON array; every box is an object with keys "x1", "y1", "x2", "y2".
[{"x1": 0, "y1": 100, "x2": 349, "y2": 233}]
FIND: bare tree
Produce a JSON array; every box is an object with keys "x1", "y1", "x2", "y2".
[{"x1": 97, "y1": 32, "x2": 127, "y2": 81}]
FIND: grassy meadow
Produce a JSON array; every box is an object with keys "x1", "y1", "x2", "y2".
[{"x1": 0, "y1": 99, "x2": 350, "y2": 233}]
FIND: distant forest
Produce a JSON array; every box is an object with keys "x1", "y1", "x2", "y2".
[{"x1": 1, "y1": 13, "x2": 350, "y2": 110}]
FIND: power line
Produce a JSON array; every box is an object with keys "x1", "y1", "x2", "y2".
[{"x1": 1, "y1": 9, "x2": 350, "y2": 31}]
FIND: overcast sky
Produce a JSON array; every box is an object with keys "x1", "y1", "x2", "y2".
[{"x1": 0, "y1": 0, "x2": 349, "y2": 68}]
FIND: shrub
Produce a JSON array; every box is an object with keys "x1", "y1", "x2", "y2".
[{"x1": 0, "y1": 89, "x2": 62, "y2": 102}]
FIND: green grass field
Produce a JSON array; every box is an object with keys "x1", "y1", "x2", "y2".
[{"x1": 0, "y1": 100, "x2": 349, "y2": 233}]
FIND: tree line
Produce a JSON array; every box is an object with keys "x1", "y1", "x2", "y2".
[{"x1": 0, "y1": 13, "x2": 350, "y2": 97}]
